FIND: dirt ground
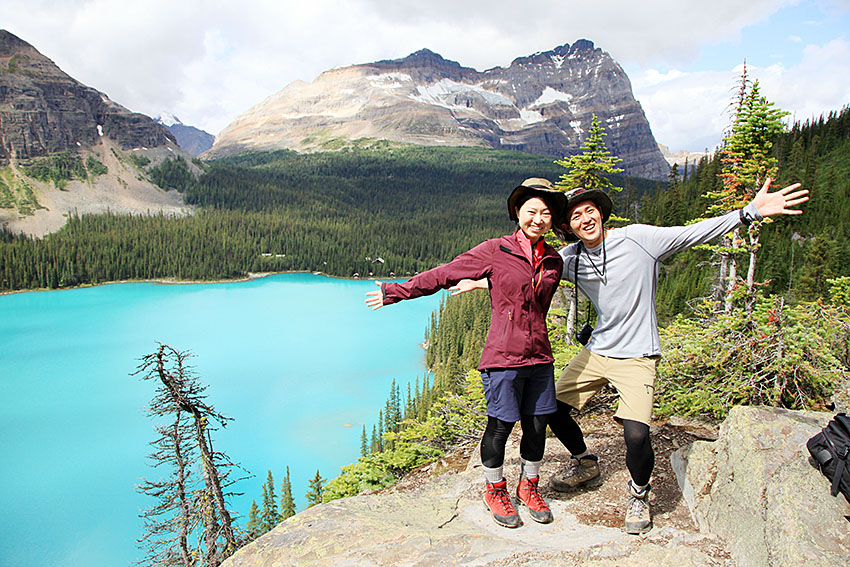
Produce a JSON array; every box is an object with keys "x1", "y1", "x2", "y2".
[{"x1": 393, "y1": 410, "x2": 720, "y2": 533}]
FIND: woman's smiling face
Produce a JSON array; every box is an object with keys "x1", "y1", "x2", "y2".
[{"x1": 516, "y1": 197, "x2": 553, "y2": 243}]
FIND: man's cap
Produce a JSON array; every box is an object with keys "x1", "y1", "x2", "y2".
[
  {"x1": 507, "y1": 178, "x2": 567, "y2": 222},
  {"x1": 561, "y1": 187, "x2": 614, "y2": 242}
]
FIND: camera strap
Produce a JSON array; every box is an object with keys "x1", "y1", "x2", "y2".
[{"x1": 573, "y1": 245, "x2": 592, "y2": 328}]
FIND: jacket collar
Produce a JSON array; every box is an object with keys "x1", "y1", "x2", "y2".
[{"x1": 501, "y1": 232, "x2": 560, "y2": 261}]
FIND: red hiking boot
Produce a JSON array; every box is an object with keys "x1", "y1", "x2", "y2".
[
  {"x1": 516, "y1": 476, "x2": 553, "y2": 523},
  {"x1": 483, "y1": 480, "x2": 521, "y2": 528}
]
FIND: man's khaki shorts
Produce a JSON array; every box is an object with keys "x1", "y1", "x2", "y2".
[{"x1": 554, "y1": 348, "x2": 659, "y2": 425}]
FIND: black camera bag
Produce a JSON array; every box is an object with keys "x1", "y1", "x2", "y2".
[{"x1": 806, "y1": 413, "x2": 850, "y2": 503}]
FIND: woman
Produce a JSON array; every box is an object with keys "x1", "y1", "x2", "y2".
[{"x1": 365, "y1": 178, "x2": 566, "y2": 528}]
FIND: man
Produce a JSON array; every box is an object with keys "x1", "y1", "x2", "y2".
[{"x1": 547, "y1": 177, "x2": 808, "y2": 534}]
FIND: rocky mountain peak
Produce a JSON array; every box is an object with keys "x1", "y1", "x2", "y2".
[
  {"x1": 0, "y1": 29, "x2": 175, "y2": 165},
  {"x1": 509, "y1": 39, "x2": 597, "y2": 68},
  {"x1": 207, "y1": 40, "x2": 670, "y2": 180},
  {"x1": 371, "y1": 47, "x2": 473, "y2": 82},
  {"x1": 385, "y1": 48, "x2": 461, "y2": 69},
  {"x1": 0, "y1": 29, "x2": 31, "y2": 55},
  {"x1": 0, "y1": 29, "x2": 71, "y2": 82}
]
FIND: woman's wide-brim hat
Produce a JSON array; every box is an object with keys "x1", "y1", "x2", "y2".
[
  {"x1": 560, "y1": 186, "x2": 614, "y2": 241},
  {"x1": 507, "y1": 178, "x2": 567, "y2": 222}
]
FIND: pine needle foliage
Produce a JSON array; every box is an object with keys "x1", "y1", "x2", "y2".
[
  {"x1": 656, "y1": 294, "x2": 849, "y2": 419},
  {"x1": 554, "y1": 113, "x2": 624, "y2": 192}
]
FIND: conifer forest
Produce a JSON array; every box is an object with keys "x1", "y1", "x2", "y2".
[{"x1": 2, "y1": 109, "x2": 848, "y2": 322}]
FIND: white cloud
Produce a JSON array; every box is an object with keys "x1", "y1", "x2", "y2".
[
  {"x1": 757, "y1": 38, "x2": 850, "y2": 124},
  {"x1": 631, "y1": 68, "x2": 737, "y2": 152},
  {"x1": 1, "y1": 0, "x2": 847, "y2": 148},
  {"x1": 633, "y1": 35, "x2": 850, "y2": 152}
]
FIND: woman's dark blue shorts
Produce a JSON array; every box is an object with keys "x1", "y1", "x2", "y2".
[{"x1": 480, "y1": 363, "x2": 557, "y2": 422}]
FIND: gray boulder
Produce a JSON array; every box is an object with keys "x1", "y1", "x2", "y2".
[{"x1": 672, "y1": 406, "x2": 850, "y2": 567}]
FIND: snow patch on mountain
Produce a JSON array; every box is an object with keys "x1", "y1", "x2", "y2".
[
  {"x1": 411, "y1": 79, "x2": 513, "y2": 108},
  {"x1": 531, "y1": 87, "x2": 573, "y2": 108},
  {"x1": 370, "y1": 73, "x2": 412, "y2": 89},
  {"x1": 519, "y1": 108, "x2": 545, "y2": 125},
  {"x1": 156, "y1": 111, "x2": 181, "y2": 127}
]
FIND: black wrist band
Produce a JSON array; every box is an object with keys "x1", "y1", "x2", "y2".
[{"x1": 739, "y1": 208, "x2": 755, "y2": 226}]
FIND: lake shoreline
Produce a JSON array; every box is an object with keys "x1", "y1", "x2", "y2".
[{"x1": 0, "y1": 270, "x2": 396, "y2": 296}]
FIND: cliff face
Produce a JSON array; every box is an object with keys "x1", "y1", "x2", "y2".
[
  {"x1": 207, "y1": 40, "x2": 670, "y2": 180},
  {"x1": 0, "y1": 31, "x2": 191, "y2": 236},
  {"x1": 222, "y1": 407, "x2": 848, "y2": 567},
  {"x1": 0, "y1": 30, "x2": 175, "y2": 164}
]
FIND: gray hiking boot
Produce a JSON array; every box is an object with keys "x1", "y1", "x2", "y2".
[
  {"x1": 624, "y1": 481, "x2": 652, "y2": 534},
  {"x1": 549, "y1": 454, "x2": 601, "y2": 492}
]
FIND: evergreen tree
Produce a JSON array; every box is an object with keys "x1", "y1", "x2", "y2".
[
  {"x1": 554, "y1": 113, "x2": 625, "y2": 192},
  {"x1": 245, "y1": 500, "x2": 261, "y2": 541},
  {"x1": 552, "y1": 118, "x2": 627, "y2": 340},
  {"x1": 369, "y1": 424, "x2": 378, "y2": 454},
  {"x1": 359, "y1": 426, "x2": 368, "y2": 458},
  {"x1": 305, "y1": 470, "x2": 325, "y2": 508},
  {"x1": 701, "y1": 71, "x2": 788, "y2": 313},
  {"x1": 260, "y1": 470, "x2": 278, "y2": 532},
  {"x1": 279, "y1": 466, "x2": 296, "y2": 521},
  {"x1": 376, "y1": 410, "x2": 384, "y2": 452}
]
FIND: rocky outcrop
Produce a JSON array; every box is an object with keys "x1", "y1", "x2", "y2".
[
  {"x1": 222, "y1": 407, "x2": 848, "y2": 567},
  {"x1": 0, "y1": 30, "x2": 175, "y2": 164},
  {"x1": 0, "y1": 31, "x2": 194, "y2": 236},
  {"x1": 208, "y1": 40, "x2": 670, "y2": 180},
  {"x1": 672, "y1": 406, "x2": 850, "y2": 567},
  {"x1": 224, "y1": 452, "x2": 729, "y2": 567}
]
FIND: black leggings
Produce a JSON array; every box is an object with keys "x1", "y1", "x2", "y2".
[
  {"x1": 548, "y1": 401, "x2": 654, "y2": 486},
  {"x1": 480, "y1": 414, "x2": 548, "y2": 468}
]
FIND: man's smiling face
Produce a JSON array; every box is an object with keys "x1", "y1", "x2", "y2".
[{"x1": 567, "y1": 199, "x2": 604, "y2": 247}]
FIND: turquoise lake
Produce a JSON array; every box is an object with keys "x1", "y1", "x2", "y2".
[{"x1": 0, "y1": 273, "x2": 444, "y2": 566}]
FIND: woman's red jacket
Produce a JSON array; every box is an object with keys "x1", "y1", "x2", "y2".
[{"x1": 382, "y1": 233, "x2": 563, "y2": 370}]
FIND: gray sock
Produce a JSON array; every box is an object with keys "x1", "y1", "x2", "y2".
[
  {"x1": 520, "y1": 458, "x2": 542, "y2": 479},
  {"x1": 482, "y1": 465, "x2": 503, "y2": 484}
]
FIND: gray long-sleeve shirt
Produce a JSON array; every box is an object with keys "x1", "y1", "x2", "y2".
[{"x1": 560, "y1": 203, "x2": 761, "y2": 358}]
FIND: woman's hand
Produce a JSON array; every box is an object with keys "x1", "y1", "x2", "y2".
[
  {"x1": 365, "y1": 281, "x2": 385, "y2": 310},
  {"x1": 449, "y1": 278, "x2": 488, "y2": 296}
]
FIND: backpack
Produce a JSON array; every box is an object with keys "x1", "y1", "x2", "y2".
[{"x1": 806, "y1": 413, "x2": 850, "y2": 503}]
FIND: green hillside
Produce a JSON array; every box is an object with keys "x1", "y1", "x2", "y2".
[
  {"x1": 0, "y1": 143, "x2": 655, "y2": 291},
  {"x1": 639, "y1": 107, "x2": 850, "y2": 319},
  {"x1": 1, "y1": 106, "x2": 847, "y2": 309}
]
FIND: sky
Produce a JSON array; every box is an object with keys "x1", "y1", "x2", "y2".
[{"x1": 2, "y1": 0, "x2": 849, "y2": 152}]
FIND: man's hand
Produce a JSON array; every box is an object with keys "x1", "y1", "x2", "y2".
[
  {"x1": 751, "y1": 178, "x2": 809, "y2": 217},
  {"x1": 449, "y1": 279, "x2": 488, "y2": 296}
]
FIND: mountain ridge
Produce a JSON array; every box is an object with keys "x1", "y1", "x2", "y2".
[
  {"x1": 0, "y1": 29, "x2": 175, "y2": 164},
  {"x1": 206, "y1": 40, "x2": 670, "y2": 180},
  {"x1": 156, "y1": 113, "x2": 215, "y2": 156}
]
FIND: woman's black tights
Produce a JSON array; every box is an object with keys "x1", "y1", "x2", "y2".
[
  {"x1": 548, "y1": 401, "x2": 654, "y2": 486},
  {"x1": 480, "y1": 415, "x2": 548, "y2": 468}
]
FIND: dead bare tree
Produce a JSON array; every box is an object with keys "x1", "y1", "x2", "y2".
[{"x1": 134, "y1": 343, "x2": 243, "y2": 567}]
